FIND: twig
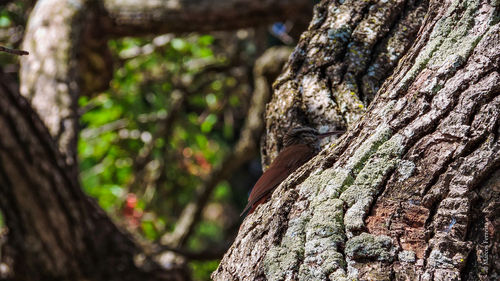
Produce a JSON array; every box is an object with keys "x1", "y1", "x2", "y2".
[{"x1": 0, "y1": 46, "x2": 29, "y2": 56}]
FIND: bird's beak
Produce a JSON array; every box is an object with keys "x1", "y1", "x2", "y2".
[{"x1": 318, "y1": 130, "x2": 344, "y2": 139}]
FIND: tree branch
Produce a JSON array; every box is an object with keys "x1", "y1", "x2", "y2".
[
  {"x1": 0, "y1": 46, "x2": 29, "y2": 56},
  {"x1": 101, "y1": 0, "x2": 313, "y2": 37}
]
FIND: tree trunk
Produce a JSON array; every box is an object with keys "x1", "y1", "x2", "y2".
[
  {"x1": 0, "y1": 75, "x2": 189, "y2": 280},
  {"x1": 213, "y1": 0, "x2": 499, "y2": 280},
  {"x1": 261, "y1": 0, "x2": 428, "y2": 166}
]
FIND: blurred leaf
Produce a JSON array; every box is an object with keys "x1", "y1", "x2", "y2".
[
  {"x1": 78, "y1": 32, "x2": 254, "y2": 281},
  {"x1": 190, "y1": 260, "x2": 219, "y2": 281},
  {"x1": 0, "y1": 14, "x2": 11, "y2": 27},
  {"x1": 171, "y1": 38, "x2": 188, "y2": 52},
  {"x1": 213, "y1": 181, "x2": 231, "y2": 201},
  {"x1": 141, "y1": 220, "x2": 158, "y2": 240},
  {"x1": 198, "y1": 35, "x2": 214, "y2": 46},
  {"x1": 201, "y1": 114, "x2": 217, "y2": 133},
  {"x1": 195, "y1": 134, "x2": 208, "y2": 148}
]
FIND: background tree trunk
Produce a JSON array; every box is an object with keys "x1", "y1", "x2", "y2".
[{"x1": 213, "y1": 0, "x2": 499, "y2": 280}]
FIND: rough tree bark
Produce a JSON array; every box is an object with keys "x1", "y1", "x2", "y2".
[
  {"x1": 261, "y1": 0, "x2": 428, "y2": 166},
  {"x1": 214, "y1": 0, "x2": 499, "y2": 280}
]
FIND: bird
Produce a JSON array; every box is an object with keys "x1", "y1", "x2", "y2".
[{"x1": 241, "y1": 126, "x2": 344, "y2": 217}]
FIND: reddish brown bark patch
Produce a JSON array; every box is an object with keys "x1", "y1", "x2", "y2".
[{"x1": 367, "y1": 200, "x2": 430, "y2": 259}]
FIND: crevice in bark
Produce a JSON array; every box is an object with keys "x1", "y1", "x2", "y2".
[
  {"x1": 364, "y1": 167, "x2": 398, "y2": 232},
  {"x1": 460, "y1": 129, "x2": 495, "y2": 166},
  {"x1": 360, "y1": 0, "x2": 428, "y2": 104},
  {"x1": 422, "y1": 79, "x2": 498, "y2": 201},
  {"x1": 390, "y1": 3, "x2": 452, "y2": 98},
  {"x1": 420, "y1": 133, "x2": 499, "y2": 274},
  {"x1": 350, "y1": 0, "x2": 407, "y2": 103},
  {"x1": 462, "y1": 187, "x2": 486, "y2": 274},
  {"x1": 461, "y1": 244, "x2": 479, "y2": 281},
  {"x1": 466, "y1": 71, "x2": 500, "y2": 127},
  {"x1": 320, "y1": 0, "x2": 374, "y2": 90}
]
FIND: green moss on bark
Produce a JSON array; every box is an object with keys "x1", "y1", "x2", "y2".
[{"x1": 345, "y1": 233, "x2": 396, "y2": 262}]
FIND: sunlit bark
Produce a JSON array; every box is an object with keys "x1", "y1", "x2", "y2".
[{"x1": 214, "y1": 1, "x2": 499, "y2": 280}]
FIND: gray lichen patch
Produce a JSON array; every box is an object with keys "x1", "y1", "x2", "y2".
[
  {"x1": 265, "y1": 168, "x2": 349, "y2": 280},
  {"x1": 345, "y1": 233, "x2": 396, "y2": 262},
  {"x1": 396, "y1": 160, "x2": 416, "y2": 182},
  {"x1": 328, "y1": 269, "x2": 349, "y2": 281},
  {"x1": 298, "y1": 199, "x2": 346, "y2": 280},
  {"x1": 299, "y1": 250, "x2": 345, "y2": 280},
  {"x1": 301, "y1": 74, "x2": 343, "y2": 127},
  {"x1": 272, "y1": 125, "x2": 404, "y2": 279},
  {"x1": 398, "y1": 0, "x2": 485, "y2": 92},
  {"x1": 272, "y1": 80, "x2": 301, "y2": 116},
  {"x1": 398, "y1": 3, "x2": 456, "y2": 91},
  {"x1": 309, "y1": 168, "x2": 354, "y2": 208},
  {"x1": 327, "y1": 26, "x2": 351, "y2": 43},
  {"x1": 264, "y1": 216, "x2": 308, "y2": 281},
  {"x1": 297, "y1": 173, "x2": 327, "y2": 200},
  {"x1": 426, "y1": 238, "x2": 471, "y2": 270},
  {"x1": 372, "y1": 100, "x2": 399, "y2": 124},
  {"x1": 345, "y1": 125, "x2": 393, "y2": 175},
  {"x1": 427, "y1": 0, "x2": 483, "y2": 73},
  {"x1": 398, "y1": 250, "x2": 416, "y2": 263},
  {"x1": 332, "y1": 79, "x2": 365, "y2": 125},
  {"x1": 340, "y1": 134, "x2": 404, "y2": 234}
]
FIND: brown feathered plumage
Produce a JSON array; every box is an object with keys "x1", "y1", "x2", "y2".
[
  {"x1": 241, "y1": 127, "x2": 344, "y2": 216},
  {"x1": 241, "y1": 144, "x2": 316, "y2": 215}
]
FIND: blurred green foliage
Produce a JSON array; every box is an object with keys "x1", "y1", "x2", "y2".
[
  {"x1": 0, "y1": 2, "x2": 262, "y2": 279},
  {"x1": 78, "y1": 34, "x2": 256, "y2": 280},
  {"x1": 191, "y1": 260, "x2": 220, "y2": 281}
]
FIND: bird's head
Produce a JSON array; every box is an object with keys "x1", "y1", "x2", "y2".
[
  {"x1": 283, "y1": 126, "x2": 319, "y2": 147},
  {"x1": 283, "y1": 126, "x2": 344, "y2": 150}
]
